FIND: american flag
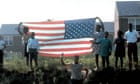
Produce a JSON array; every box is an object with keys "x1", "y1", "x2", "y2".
[{"x1": 22, "y1": 18, "x2": 95, "y2": 57}]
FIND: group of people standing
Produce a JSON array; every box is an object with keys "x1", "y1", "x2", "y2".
[
  {"x1": 93, "y1": 23, "x2": 140, "y2": 71},
  {"x1": 59, "y1": 23, "x2": 140, "y2": 84}
]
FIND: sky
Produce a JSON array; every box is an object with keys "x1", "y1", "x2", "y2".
[{"x1": 0, "y1": 0, "x2": 138, "y2": 24}]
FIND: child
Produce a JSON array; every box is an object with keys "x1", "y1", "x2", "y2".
[
  {"x1": 99, "y1": 32, "x2": 112, "y2": 68},
  {"x1": 114, "y1": 30, "x2": 126, "y2": 69}
]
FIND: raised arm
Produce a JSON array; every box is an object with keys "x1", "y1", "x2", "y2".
[{"x1": 60, "y1": 53, "x2": 66, "y2": 66}]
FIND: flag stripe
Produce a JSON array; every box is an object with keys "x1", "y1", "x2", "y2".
[
  {"x1": 39, "y1": 44, "x2": 92, "y2": 49},
  {"x1": 35, "y1": 33, "x2": 64, "y2": 36},
  {"x1": 39, "y1": 51, "x2": 91, "y2": 57},
  {"x1": 23, "y1": 23, "x2": 64, "y2": 28},
  {"x1": 35, "y1": 35, "x2": 64, "y2": 40},
  {"x1": 28, "y1": 26, "x2": 64, "y2": 30},
  {"x1": 39, "y1": 41, "x2": 91, "y2": 46},
  {"x1": 25, "y1": 21, "x2": 64, "y2": 24},
  {"x1": 40, "y1": 48, "x2": 91, "y2": 52},
  {"x1": 39, "y1": 49, "x2": 92, "y2": 54}
]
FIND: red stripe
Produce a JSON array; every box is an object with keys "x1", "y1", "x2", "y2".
[
  {"x1": 35, "y1": 33, "x2": 64, "y2": 36},
  {"x1": 39, "y1": 41, "x2": 92, "y2": 46},
  {"x1": 28, "y1": 27, "x2": 64, "y2": 30},
  {"x1": 38, "y1": 38, "x2": 64, "y2": 41},
  {"x1": 40, "y1": 48, "x2": 91, "y2": 52},
  {"x1": 25, "y1": 21, "x2": 64, "y2": 24},
  {"x1": 39, "y1": 52, "x2": 91, "y2": 57}
]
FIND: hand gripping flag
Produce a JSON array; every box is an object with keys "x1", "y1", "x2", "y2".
[{"x1": 21, "y1": 18, "x2": 95, "y2": 57}]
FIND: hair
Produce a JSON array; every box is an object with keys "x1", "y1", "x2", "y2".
[
  {"x1": 117, "y1": 30, "x2": 123, "y2": 38},
  {"x1": 128, "y1": 23, "x2": 133, "y2": 32}
]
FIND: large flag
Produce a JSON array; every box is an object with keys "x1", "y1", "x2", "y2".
[{"x1": 22, "y1": 18, "x2": 95, "y2": 57}]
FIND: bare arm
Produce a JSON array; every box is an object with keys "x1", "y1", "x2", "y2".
[
  {"x1": 82, "y1": 68, "x2": 89, "y2": 80},
  {"x1": 60, "y1": 53, "x2": 66, "y2": 66}
]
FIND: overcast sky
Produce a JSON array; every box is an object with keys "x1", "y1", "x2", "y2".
[{"x1": 0, "y1": 0, "x2": 138, "y2": 24}]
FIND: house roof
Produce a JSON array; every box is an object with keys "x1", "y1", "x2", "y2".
[
  {"x1": 0, "y1": 24, "x2": 19, "y2": 35},
  {"x1": 116, "y1": 1, "x2": 140, "y2": 17},
  {"x1": 104, "y1": 22, "x2": 114, "y2": 33}
]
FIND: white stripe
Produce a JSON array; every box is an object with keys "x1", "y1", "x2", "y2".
[
  {"x1": 35, "y1": 35, "x2": 64, "y2": 40},
  {"x1": 23, "y1": 23, "x2": 65, "y2": 28},
  {"x1": 39, "y1": 49, "x2": 92, "y2": 54},
  {"x1": 39, "y1": 44, "x2": 92, "y2": 49},
  {"x1": 39, "y1": 38, "x2": 94, "y2": 44},
  {"x1": 29, "y1": 29, "x2": 65, "y2": 34}
]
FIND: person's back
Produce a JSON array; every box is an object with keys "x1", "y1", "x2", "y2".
[
  {"x1": 60, "y1": 54, "x2": 88, "y2": 84},
  {"x1": 71, "y1": 63, "x2": 83, "y2": 80},
  {"x1": 99, "y1": 32, "x2": 112, "y2": 68},
  {"x1": 99, "y1": 38, "x2": 112, "y2": 57}
]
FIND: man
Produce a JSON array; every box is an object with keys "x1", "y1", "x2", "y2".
[
  {"x1": 0, "y1": 36, "x2": 6, "y2": 68},
  {"x1": 60, "y1": 53, "x2": 88, "y2": 84},
  {"x1": 124, "y1": 23, "x2": 140, "y2": 70},
  {"x1": 27, "y1": 32, "x2": 39, "y2": 68}
]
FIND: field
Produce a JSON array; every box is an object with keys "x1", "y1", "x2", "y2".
[{"x1": 1, "y1": 44, "x2": 140, "y2": 84}]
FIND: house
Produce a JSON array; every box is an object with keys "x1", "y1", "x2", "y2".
[
  {"x1": 0, "y1": 24, "x2": 24, "y2": 54},
  {"x1": 115, "y1": 1, "x2": 140, "y2": 38},
  {"x1": 104, "y1": 22, "x2": 114, "y2": 40}
]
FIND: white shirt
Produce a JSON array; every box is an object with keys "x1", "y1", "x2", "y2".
[
  {"x1": 94, "y1": 31, "x2": 104, "y2": 43},
  {"x1": 0, "y1": 40, "x2": 5, "y2": 50},
  {"x1": 124, "y1": 30, "x2": 140, "y2": 43},
  {"x1": 71, "y1": 64, "x2": 83, "y2": 80},
  {"x1": 27, "y1": 38, "x2": 39, "y2": 52}
]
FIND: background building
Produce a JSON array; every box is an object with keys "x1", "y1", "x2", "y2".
[
  {"x1": 115, "y1": 1, "x2": 140, "y2": 38},
  {"x1": 0, "y1": 24, "x2": 23, "y2": 55}
]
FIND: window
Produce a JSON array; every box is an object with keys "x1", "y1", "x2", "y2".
[
  {"x1": 128, "y1": 18, "x2": 140, "y2": 34},
  {"x1": 3, "y1": 36, "x2": 13, "y2": 46},
  {"x1": 136, "y1": 19, "x2": 140, "y2": 32}
]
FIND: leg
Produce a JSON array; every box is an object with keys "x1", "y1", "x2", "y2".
[
  {"x1": 115, "y1": 56, "x2": 118, "y2": 69},
  {"x1": 26, "y1": 53, "x2": 29, "y2": 66},
  {"x1": 0, "y1": 50, "x2": 3, "y2": 68},
  {"x1": 29, "y1": 52, "x2": 33, "y2": 68},
  {"x1": 106, "y1": 56, "x2": 110, "y2": 67},
  {"x1": 128, "y1": 44, "x2": 132, "y2": 70},
  {"x1": 102, "y1": 56, "x2": 105, "y2": 68},
  {"x1": 34, "y1": 52, "x2": 38, "y2": 67},
  {"x1": 120, "y1": 57, "x2": 123, "y2": 69},
  {"x1": 133, "y1": 44, "x2": 138, "y2": 69},
  {"x1": 95, "y1": 54, "x2": 99, "y2": 69}
]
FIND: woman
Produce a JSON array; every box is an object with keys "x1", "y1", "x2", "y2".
[{"x1": 114, "y1": 30, "x2": 126, "y2": 69}]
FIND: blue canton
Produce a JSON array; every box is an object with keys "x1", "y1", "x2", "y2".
[{"x1": 64, "y1": 18, "x2": 95, "y2": 39}]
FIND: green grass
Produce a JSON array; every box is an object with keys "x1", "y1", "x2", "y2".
[{"x1": 3, "y1": 49, "x2": 140, "y2": 72}]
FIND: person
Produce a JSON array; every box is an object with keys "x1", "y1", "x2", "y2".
[
  {"x1": 99, "y1": 32, "x2": 112, "y2": 68},
  {"x1": 60, "y1": 53, "x2": 88, "y2": 84},
  {"x1": 22, "y1": 31, "x2": 30, "y2": 66},
  {"x1": 93, "y1": 24, "x2": 104, "y2": 70},
  {"x1": 124, "y1": 23, "x2": 140, "y2": 70},
  {"x1": 27, "y1": 32, "x2": 39, "y2": 68},
  {"x1": 114, "y1": 30, "x2": 126, "y2": 69},
  {"x1": 0, "y1": 36, "x2": 6, "y2": 68}
]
